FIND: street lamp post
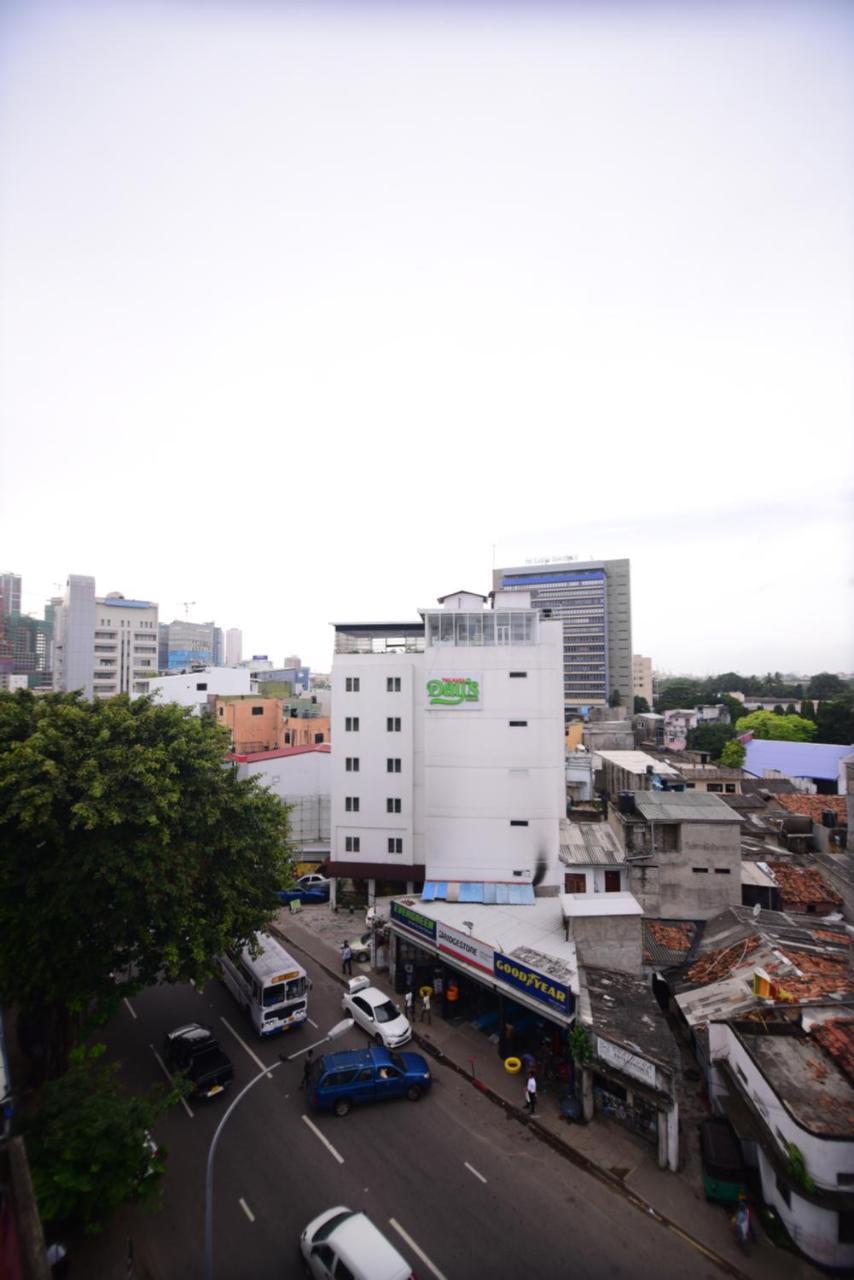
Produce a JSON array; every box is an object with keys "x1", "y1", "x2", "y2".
[{"x1": 203, "y1": 1017, "x2": 353, "y2": 1280}]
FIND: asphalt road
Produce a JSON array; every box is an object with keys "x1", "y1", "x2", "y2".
[{"x1": 82, "y1": 957, "x2": 721, "y2": 1280}]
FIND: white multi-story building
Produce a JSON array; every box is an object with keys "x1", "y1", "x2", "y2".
[
  {"x1": 225, "y1": 627, "x2": 243, "y2": 666},
  {"x1": 53, "y1": 576, "x2": 158, "y2": 699},
  {"x1": 144, "y1": 665, "x2": 253, "y2": 713},
  {"x1": 330, "y1": 588, "x2": 565, "y2": 903}
]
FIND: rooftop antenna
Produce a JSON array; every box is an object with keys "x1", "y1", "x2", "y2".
[{"x1": 182, "y1": 601, "x2": 197, "y2": 617}]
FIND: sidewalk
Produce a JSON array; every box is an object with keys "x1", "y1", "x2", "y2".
[{"x1": 274, "y1": 903, "x2": 818, "y2": 1280}]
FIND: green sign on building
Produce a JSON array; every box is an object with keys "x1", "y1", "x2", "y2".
[{"x1": 426, "y1": 677, "x2": 480, "y2": 706}]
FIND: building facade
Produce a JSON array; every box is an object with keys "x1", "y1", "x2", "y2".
[
  {"x1": 53, "y1": 577, "x2": 158, "y2": 698},
  {"x1": 632, "y1": 654, "x2": 653, "y2": 707},
  {"x1": 0, "y1": 573, "x2": 21, "y2": 619},
  {"x1": 146, "y1": 666, "x2": 252, "y2": 715},
  {"x1": 493, "y1": 558, "x2": 632, "y2": 715},
  {"x1": 330, "y1": 588, "x2": 565, "y2": 901},
  {"x1": 159, "y1": 619, "x2": 217, "y2": 671},
  {"x1": 225, "y1": 628, "x2": 243, "y2": 666}
]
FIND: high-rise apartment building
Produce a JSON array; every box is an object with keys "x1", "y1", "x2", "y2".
[
  {"x1": 330, "y1": 588, "x2": 565, "y2": 902},
  {"x1": 0, "y1": 573, "x2": 22, "y2": 619},
  {"x1": 493, "y1": 558, "x2": 632, "y2": 715},
  {"x1": 226, "y1": 628, "x2": 243, "y2": 666},
  {"x1": 159, "y1": 619, "x2": 216, "y2": 670},
  {"x1": 632, "y1": 655, "x2": 654, "y2": 708},
  {"x1": 53, "y1": 576, "x2": 158, "y2": 698}
]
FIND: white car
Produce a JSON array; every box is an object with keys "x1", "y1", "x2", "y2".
[
  {"x1": 341, "y1": 977, "x2": 412, "y2": 1049},
  {"x1": 300, "y1": 1207, "x2": 413, "y2": 1280},
  {"x1": 295, "y1": 873, "x2": 330, "y2": 892}
]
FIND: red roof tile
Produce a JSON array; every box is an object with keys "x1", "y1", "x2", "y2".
[
  {"x1": 811, "y1": 1019, "x2": 854, "y2": 1086},
  {"x1": 228, "y1": 744, "x2": 331, "y2": 763},
  {"x1": 775, "y1": 794, "x2": 847, "y2": 823},
  {"x1": 768, "y1": 862, "x2": 842, "y2": 909}
]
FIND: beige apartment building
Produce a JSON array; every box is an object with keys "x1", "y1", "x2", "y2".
[{"x1": 632, "y1": 654, "x2": 653, "y2": 708}]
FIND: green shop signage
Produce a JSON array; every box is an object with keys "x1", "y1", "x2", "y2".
[
  {"x1": 426, "y1": 676, "x2": 480, "y2": 707},
  {"x1": 390, "y1": 901, "x2": 437, "y2": 943}
]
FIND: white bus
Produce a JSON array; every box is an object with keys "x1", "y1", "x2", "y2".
[{"x1": 218, "y1": 933, "x2": 309, "y2": 1036}]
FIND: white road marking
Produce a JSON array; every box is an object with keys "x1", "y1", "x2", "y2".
[
  {"x1": 123, "y1": 997, "x2": 137, "y2": 1020},
  {"x1": 302, "y1": 1115, "x2": 345, "y2": 1164},
  {"x1": 150, "y1": 1045, "x2": 194, "y2": 1118},
  {"x1": 239, "y1": 1197, "x2": 255, "y2": 1223},
  {"x1": 464, "y1": 1161, "x2": 487, "y2": 1184},
  {"x1": 307, "y1": 1017, "x2": 319, "y2": 1029},
  {"x1": 220, "y1": 1017, "x2": 272, "y2": 1078},
  {"x1": 389, "y1": 1220, "x2": 447, "y2": 1280}
]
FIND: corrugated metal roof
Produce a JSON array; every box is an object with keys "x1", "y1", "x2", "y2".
[
  {"x1": 633, "y1": 791, "x2": 741, "y2": 823},
  {"x1": 595, "y1": 750, "x2": 681, "y2": 776},
  {"x1": 422, "y1": 882, "x2": 535, "y2": 905},
  {"x1": 559, "y1": 822, "x2": 625, "y2": 865},
  {"x1": 744, "y1": 739, "x2": 854, "y2": 784}
]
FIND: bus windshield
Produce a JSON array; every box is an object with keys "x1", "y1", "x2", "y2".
[{"x1": 263, "y1": 974, "x2": 308, "y2": 1007}]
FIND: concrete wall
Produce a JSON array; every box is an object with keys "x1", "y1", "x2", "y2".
[
  {"x1": 149, "y1": 666, "x2": 251, "y2": 713},
  {"x1": 566, "y1": 911, "x2": 641, "y2": 974},
  {"x1": 656, "y1": 822, "x2": 741, "y2": 919}
]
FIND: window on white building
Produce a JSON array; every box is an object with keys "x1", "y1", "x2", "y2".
[
  {"x1": 386, "y1": 798, "x2": 401, "y2": 813},
  {"x1": 345, "y1": 756, "x2": 360, "y2": 772},
  {"x1": 387, "y1": 676, "x2": 401, "y2": 692},
  {"x1": 387, "y1": 837, "x2": 402, "y2": 854},
  {"x1": 386, "y1": 717, "x2": 401, "y2": 732},
  {"x1": 346, "y1": 676, "x2": 360, "y2": 692},
  {"x1": 387, "y1": 758, "x2": 401, "y2": 773},
  {"x1": 510, "y1": 820, "x2": 529, "y2": 827},
  {"x1": 345, "y1": 796, "x2": 359, "y2": 812},
  {"x1": 345, "y1": 717, "x2": 359, "y2": 731},
  {"x1": 345, "y1": 835, "x2": 360, "y2": 853},
  {"x1": 509, "y1": 720, "x2": 528, "y2": 727}
]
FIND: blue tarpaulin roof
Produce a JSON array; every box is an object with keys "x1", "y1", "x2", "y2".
[
  {"x1": 744, "y1": 739, "x2": 854, "y2": 784},
  {"x1": 422, "y1": 882, "x2": 535, "y2": 905}
]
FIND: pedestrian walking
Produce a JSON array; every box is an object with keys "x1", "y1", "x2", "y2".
[
  {"x1": 525, "y1": 1072, "x2": 537, "y2": 1114},
  {"x1": 299, "y1": 1049, "x2": 313, "y2": 1091},
  {"x1": 340, "y1": 942, "x2": 353, "y2": 975},
  {"x1": 419, "y1": 989, "x2": 432, "y2": 1024},
  {"x1": 404, "y1": 989, "x2": 414, "y2": 1018}
]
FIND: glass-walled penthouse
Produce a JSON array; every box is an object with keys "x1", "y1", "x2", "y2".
[
  {"x1": 422, "y1": 610, "x2": 538, "y2": 647},
  {"x1": 333, "y1": 622, "x2": 426, "y2": 656}
]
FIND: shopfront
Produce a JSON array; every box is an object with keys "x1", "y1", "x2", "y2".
[{"x1": 388, "y1": 900, "x2": 577, "y2": 1062}]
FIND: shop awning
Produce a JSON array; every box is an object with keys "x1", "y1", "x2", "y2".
[{"x1": 421, "y1": 881, "x2": 536, "y2": 905}]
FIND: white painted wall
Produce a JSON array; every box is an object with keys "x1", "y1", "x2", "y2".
[{"x1": 147, "y1": 666, "x2": 251, "y2": 711}]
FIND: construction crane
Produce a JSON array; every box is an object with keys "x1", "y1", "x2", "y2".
[{"x1": 182, "y1": 601, "x2": 197, "y2": 617}]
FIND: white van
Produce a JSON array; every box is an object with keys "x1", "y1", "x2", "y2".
[{"x1": 299, "y1": 1207, "x2": 414, "y2": 1280}]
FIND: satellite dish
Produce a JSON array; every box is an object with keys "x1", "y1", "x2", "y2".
[{"x1": 752, "y1": 902, "x2": 762, "y2": 918}]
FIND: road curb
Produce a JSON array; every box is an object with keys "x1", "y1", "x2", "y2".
[{"x1": 273, "y1": 923, "x2": 755, "y2": 1280}]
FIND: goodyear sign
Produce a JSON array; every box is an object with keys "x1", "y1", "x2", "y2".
[
  {"x1": 494, "y1": 954, "x2": 572, "y2": 1017},
  {"x1": 391, "y1": 901, "x2": 437, "y2": 943}
]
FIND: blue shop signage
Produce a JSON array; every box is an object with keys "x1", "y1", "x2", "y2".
[
  {"x1": 493, "y1": 954, "x2": 572, "y2": 1017},
  {"x1": 391, "y1": 901, "x2": 437, "y2": 944}
]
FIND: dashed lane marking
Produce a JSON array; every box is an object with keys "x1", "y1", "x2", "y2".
[
  {"x1": 123, "y1": 997, "x2": 137, "y2": 1020},
  {"x1": 239, "y1": 1198, "x2": 255, "y2": 1223},
  {"x1": 464, "y1": 1161, "x2": 487, "y2": 1184},
  {"x1": 150, "y1": 1045, "x2": 194, "y2": 1118},
  {"x1": 389, "y1": 1220, "x2": 448, "y2": 1280},
  {"x1": 302, "y1": 1115, "x2": 344, "y2": 1164},
  {"x1": 220, "y1": 1017, "x2": 273, "y2": 1078}
]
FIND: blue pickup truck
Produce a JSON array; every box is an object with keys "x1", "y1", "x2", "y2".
[{"x1": 307, "y1": 1046, "x2": 432, "y2": 1117}]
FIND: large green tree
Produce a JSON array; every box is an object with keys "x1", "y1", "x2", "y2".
[
  {"x1": 807, "y1": 672, "x2": 848, "y2": 700},
  {"x1": 633, "y1": 696, "x2": 651, "y2": 715},
  {"x1": 0, "y1": 691, "x2": 294, "y2": 1076},
  {"x1": 686, "y1": 722, "x2": 736, "y2": 759},
  {"x1": 720, "y1": 739, "x2": 746, "y2": 768},
  {"x1": 734, "y1": 710, "x2": 817, "y2": 742},
  {"x1": 22, "y1": 1044, "x2": 176, "y2": 1233},
  {"x1": 655, "y1": 679, "x2": 705, "y2": 712},
  {"x1": 815, "y1": 693, "x2": 854, "y2": 746}
]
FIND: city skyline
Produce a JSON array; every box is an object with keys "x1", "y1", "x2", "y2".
[{"x1": 1, "y1": 1, "x2": 852, "y2": 676}]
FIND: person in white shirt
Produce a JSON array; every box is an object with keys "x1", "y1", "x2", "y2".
[{"x1": 525, "y1": 1072, "x2": 537, "y2": 1114}]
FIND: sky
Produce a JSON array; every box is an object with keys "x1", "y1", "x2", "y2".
[{"x1": 1, "y1": 0, "x2": 852, "y2": 677}]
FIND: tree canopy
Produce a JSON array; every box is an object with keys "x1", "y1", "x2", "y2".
[
  {"x1": 807, "y1": 672, "x2": 848, "y2": 700},
  {"x1": 720, "y1": 739, "x2": 746, "y2": 768},
  {"x1": 686, "y1": 722, "x2": 736, "y2": 759},
  {"x1": 734, "y1": 710, "x2": 817, "y2": 742},
  {"x1": 815, "y1": 692, "x2": 854, "y2": 746},
  {"x1": 633, "y1": 696, "x2": 651, "y2": 715},
  {"x1": 22, "y1": 1044, "x2": 175, "y2": 1232},
  {"x1": 0, "y1": 691, "x2": 294, "y2": 1075}
]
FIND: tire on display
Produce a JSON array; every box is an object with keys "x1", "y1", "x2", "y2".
[
  {"x1": 334, "y1": 1098, "x2": 351, "y2": 1118},
  {"x1": 406, "y1": 1085, "x2": 422, "y2": 1102}
]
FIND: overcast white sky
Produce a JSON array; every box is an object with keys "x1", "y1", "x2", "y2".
[{"x1": 1, "y1": 0, "x2": 852, "y2": 676}]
